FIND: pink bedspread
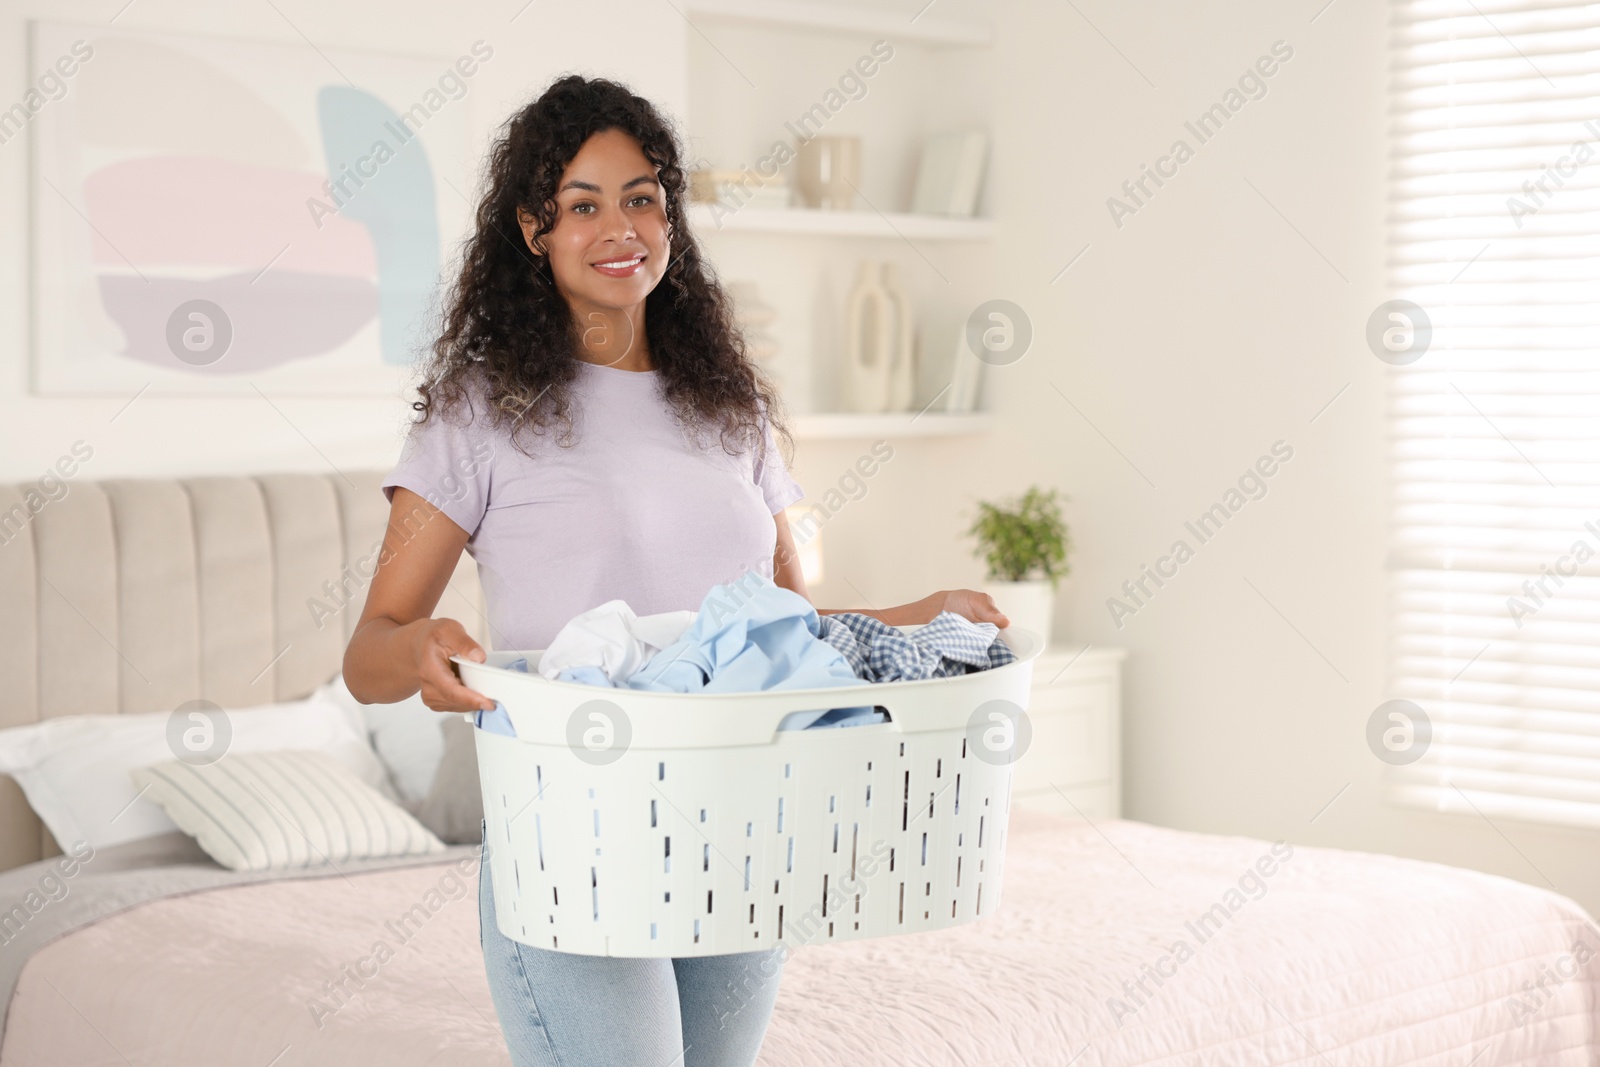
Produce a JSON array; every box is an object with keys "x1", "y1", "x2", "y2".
[{"x1": 4, "y1": 811, "x2": 1596, "y2": 1066}]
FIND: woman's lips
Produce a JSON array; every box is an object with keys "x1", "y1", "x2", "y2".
[{"x1": 592, "y1": 254, "x2": 646, "y2": 277}]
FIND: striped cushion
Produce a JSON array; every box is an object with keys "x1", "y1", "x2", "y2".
[{"x1": 131, "y1": 750, "x2": 446, "y2": 872}]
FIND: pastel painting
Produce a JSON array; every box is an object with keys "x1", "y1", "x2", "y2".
[{"x1": 31, "y1": 21, "x2": 472, "y2": 394}]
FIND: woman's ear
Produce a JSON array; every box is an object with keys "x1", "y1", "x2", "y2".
[{"x1": 515, "y1": 208, "x2": 545, "y2": 256}]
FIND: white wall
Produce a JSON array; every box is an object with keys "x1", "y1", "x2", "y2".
[
  {"x1": 3, "y1": 0, "x2": 1595, "y2": 917},
  {"x1": 976, "y1": 0, "x2": 1600, "y2": 916}
]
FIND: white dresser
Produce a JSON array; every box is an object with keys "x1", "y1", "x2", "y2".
[{"x1": 1009, "y1": 646, "x2": 1126, "y2": 819}]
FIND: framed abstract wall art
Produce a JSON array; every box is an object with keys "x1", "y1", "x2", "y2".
[{"x1": 26, "y1": 20, "x2": 485, "y2": 394}]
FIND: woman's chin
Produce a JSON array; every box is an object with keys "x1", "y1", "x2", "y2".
[{"x1": 567, "y1": 272, "x2": 653, "y2": 301}]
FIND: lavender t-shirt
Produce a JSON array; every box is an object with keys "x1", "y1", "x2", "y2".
[{"x1": 381, "y1": 361, "x2": 805, "y2": 651}]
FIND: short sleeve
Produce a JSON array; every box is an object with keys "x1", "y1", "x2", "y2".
[
  {"x1": 380, "y1": 403, "x2": 494, "y2": 538},
  {"x1": 753, "y1": 404, "x2": 804, "y2": 515}
]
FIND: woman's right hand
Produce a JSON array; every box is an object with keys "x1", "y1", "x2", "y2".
[
  {"x1": 344, "y1": 488, "x2": 493, "y2": 711},
  {"x1": 411, "y1": 617, "x2": 496, "y2": 713}
]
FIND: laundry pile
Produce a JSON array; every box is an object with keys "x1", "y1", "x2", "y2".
[{"x1": 473, "y1": 575, "x2": 1016, "y2": 737}]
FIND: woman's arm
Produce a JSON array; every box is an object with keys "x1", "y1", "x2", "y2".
[
  {"x1": 770, "y1": 511, "x2": 1011, "y2": 628},
  {"x1": 343, "y1": 487, "x2": 496, "y2": 713}
]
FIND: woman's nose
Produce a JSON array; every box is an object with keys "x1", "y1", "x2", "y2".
[{"x1": 598, "y1": 204, "x2": 636, "y2": 242}]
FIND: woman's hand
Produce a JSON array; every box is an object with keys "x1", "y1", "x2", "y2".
[
  {"x1": 932, "y1": 588, "x2": 1011, "y2": 628},
  {"x1": 410, "y1": 618, "x2": 496, "y2": 713},
  {"x1": 817, "y1": 588, "x2": 1012, "y2": 628}
]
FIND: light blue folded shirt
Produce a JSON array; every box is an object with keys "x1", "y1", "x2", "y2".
[{"x1": 474, "y1": 576, "x2": 884, "y2": 737}]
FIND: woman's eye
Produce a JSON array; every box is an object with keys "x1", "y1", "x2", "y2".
[
  {"x1": 572, "y1": 203, "x2": 594, "y2": 215},
  {"x1": 629, "y1": 195, "x2": 655, "y2": 207}
]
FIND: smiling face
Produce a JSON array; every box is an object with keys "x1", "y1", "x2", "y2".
[{"x1": 517, "y1": 128, "x2": 672, "y2": 361}]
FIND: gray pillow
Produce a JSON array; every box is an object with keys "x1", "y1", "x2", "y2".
[{"x1": 411, "y1": 714, "x2": 484, "y2": 845}]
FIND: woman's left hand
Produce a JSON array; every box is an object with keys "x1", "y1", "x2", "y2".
[{"x1": 930, "y1": 588, "x2": 1010, "y2": 628}]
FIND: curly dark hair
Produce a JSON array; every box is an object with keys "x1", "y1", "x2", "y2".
[{"x1": 409, "y1": 73, "x2": 791, "y2": 472}]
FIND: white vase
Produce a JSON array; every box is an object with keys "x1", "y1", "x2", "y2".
[
  {"x1": 879, "y1": 263, "x2": 915, "y2": 411},
  {"x1": 979, "y1": 578, "x2": 1056, "y2": 648},
  {"x1": 842, "y1": 261, "x2": 894, "y2": 412}
]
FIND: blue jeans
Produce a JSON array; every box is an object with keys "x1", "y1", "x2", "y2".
[{"x1": 478, "y1": 828, "x2": 787, "y2": 1066}]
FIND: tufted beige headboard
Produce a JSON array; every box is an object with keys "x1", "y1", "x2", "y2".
[{"x1": 0, "y1": 470, "x2": 487, "y2": 873}]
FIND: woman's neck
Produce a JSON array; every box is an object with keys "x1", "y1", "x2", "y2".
[{"x1": 571, "y1": 303, "x2": 651, "y2": 371}]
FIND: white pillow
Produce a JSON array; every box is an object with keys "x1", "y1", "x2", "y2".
[
  {"x1": 131, "y1": 750, "x2": 445, "y2": 871},
  {"x1": 0, "y1": 693, "x2": 395, "y2": 851},
  {"x1": 316, "y1": 674, "x2": 445, "y2": 805}
]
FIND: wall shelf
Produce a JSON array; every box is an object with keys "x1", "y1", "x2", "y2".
[
  {"x1": 684, "y1": 3, "x2": 997, "y2": 441},
  {"x1": 683, "y1": 0, "x2": 994, "y2": 47},
  {"x1": 687, "y1": 202, "x2": 992, "y2": 240},
  {"x1": 791, "y1": 411, "x2": 992, "y2": 439}
]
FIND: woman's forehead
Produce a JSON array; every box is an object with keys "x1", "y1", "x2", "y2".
[{"x1": 559, "y1": 130, "x2": 656, "y2": 187}]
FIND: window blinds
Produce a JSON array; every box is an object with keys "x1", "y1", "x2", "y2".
[{"x1": 1386, "y1": 0, "x2": 1600, "y2": 830}]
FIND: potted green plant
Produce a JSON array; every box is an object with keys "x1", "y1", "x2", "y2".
[{"x1": 965, "y1": 486, "x2": 1070, "y2": 647}]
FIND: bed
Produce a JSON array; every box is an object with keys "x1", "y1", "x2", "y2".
[{"x1": 0, "y1": 471, "x2": 1595, "y2": 1066}]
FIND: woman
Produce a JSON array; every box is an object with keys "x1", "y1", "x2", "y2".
[{"x1": 343, "y1": 74, "x2": 1009, "y2": 1067}]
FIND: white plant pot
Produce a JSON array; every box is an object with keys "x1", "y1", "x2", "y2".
[{"x1": 980, "y1": 578, "x2": 1056, "y2": 649}]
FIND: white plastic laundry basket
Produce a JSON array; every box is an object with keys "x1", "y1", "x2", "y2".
[{"x1": 456, "y1": 626, "x2": 1041, "y2": 958}]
